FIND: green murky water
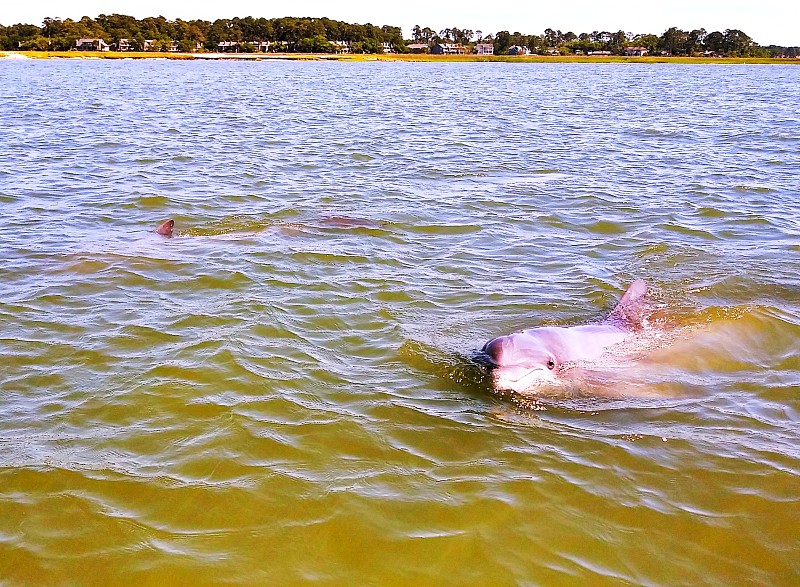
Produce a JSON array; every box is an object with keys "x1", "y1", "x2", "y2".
[{"x1": 1, "y1": 59, "x2": 798, "y2": 584}]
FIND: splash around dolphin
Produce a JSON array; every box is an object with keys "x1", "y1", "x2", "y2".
[{"x1": 481, "y1": 280, "x2": 650, "y2": 394}]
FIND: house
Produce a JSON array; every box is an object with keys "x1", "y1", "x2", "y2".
[
  {"x1": 406, "y1": 43, "x2": 429, "y2": 53},
  {"x1": 115, "y1": 38, "x2": 132, "y2": 52},
  {"x1": 475, "y1": 43, "x2": 494, "y2": 55},
  {"x1": 249, "y1": 41, "x2": 271, "y2": 52},
  {"x1": 75, "y1": 38, "x2": 109, "y2": 52},
  {"x1": 142, "y1": 39, "x2": 156, "y2": 51},
  {"x1": 331, "y1": 40, "x2": 350, "y2": 53},
  {"x1": 508, "y1": 45, "x2": 529, "y2": 56},
  {"x1": 217, "y1": 41, "x2": 240, "y2": 52},
  {"x1": 588, "y1": 50, "x2": 612, "y2": 56},
  {"x1": 624, "y1": 46, "x2": 648, "y2": 56},
  {"x1": 169, "y1": 40, "x2": 180, "y2": 52},
  {"x1": 432, "y1": 43, "x2": 466, "y2": 55},
  {"x1": 381, "y1": 42, "x2": 395, "y2": 53},
  {"x1": 546, "y1": 48, "x2": 560, "y2": 56}
]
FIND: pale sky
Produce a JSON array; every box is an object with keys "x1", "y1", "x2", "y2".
[{"x1": 2, "y1": 0, "x2": 797, "y2": 46}]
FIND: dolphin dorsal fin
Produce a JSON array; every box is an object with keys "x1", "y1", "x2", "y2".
[
  {"x1": 609, "y1": 279, "x2": 649, "y2": 330},
  {"x1": 618, "y1": 279, "x2": 647, "y2": 306},
  {"x1": 155, "y1": 219, "x2": 174, "y2": 236}
]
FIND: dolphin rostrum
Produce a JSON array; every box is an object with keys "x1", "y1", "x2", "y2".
[{"x1": 482, "y1": 280, "x2": 649, "y2": 393}]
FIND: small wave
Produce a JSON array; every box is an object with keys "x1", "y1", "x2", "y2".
[
  {"x1": 401, "y1": 223, "x2": 481, "y2": 235},
  {"x1": 134, "y1": 195, "x2": 170, "y2": 207},
  {"x1": 733, "y1": 185, "x2": 773, "y2": 193}
]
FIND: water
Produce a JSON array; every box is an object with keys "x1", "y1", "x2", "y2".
[{"x1": 1, "y1": 58, "x2": 798, "y2": 585}]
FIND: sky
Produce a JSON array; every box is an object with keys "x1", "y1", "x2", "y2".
[{"x1": 2, "y1": 0, "x2": 797, "y2": 46}]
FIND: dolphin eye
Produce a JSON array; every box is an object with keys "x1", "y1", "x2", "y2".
[{"x1": 547, "y1": 359, "x2": 555, "y2": 370}]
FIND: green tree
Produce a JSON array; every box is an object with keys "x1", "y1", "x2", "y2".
[
  {"x1": 723, "y1": 29, "x2": 752, "y2": 55},
  {"x1": 659, "y1": 27, "x2": 688, "y2": 55},
  {"x1": 684, "y1": 28, "x2": 706, "y2": 55},
  {"x1": 494, "y1": 30, "x2": 511, "y2": 54},
  {"x1": 633, "y1": 34, "x2": 660, "y2": 54},
  {"x1": 704, "y1": 31, "x2": 725, "y2": 54},
  {"x1": 362, "y1": 37, "x2": 382, "y2": 53},
  {"x1": 297, "y1": 34, "x2": 333, "y2": 53},
  {"x1": 20, "y1": 36, "x2": 50, "y2": 50}
]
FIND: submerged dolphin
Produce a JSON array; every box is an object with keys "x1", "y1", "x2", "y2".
[
  {"x1": 482, "y1": 280, "x2": 649, "y2": 393},
  {"x1": 155, "y1": 219, "x2": 174, "y2": 236}
]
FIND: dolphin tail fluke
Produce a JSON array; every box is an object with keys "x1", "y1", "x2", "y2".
[
  {"x1": 609, "y1": 279, "x2": 649, "y2": 330},
  {"x1": 155, "y1": 219, "x2": 174, "y2": 236}
]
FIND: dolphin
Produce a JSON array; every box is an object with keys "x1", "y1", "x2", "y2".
[
  {"x1": 155, "y1": 219, "x2": 174, "y2": 236},
  {"x1": 481, "y1": 280, "x2": 649, "y2": 393}
]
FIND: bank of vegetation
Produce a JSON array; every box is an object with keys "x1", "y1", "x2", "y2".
[{"x1": 1, "y1": 14, "x2": 797, "y2": 58}]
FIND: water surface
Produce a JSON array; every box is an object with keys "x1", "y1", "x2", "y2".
[{"x1": 1, "y1": 59, "x2": 799, "y2": 585}]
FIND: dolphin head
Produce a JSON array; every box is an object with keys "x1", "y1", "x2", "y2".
[{"x1": 482, "y1": 333, "x2": 559, "y2": 393}]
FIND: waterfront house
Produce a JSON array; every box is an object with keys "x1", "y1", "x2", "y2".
[
  {"x1": 624, "y1": 46, "x2": 648, "y2": 56},
  {"x1": 143, "y1": 39, "x2": 156, "y2": 51},
  {"x1": 432, "y1": 43, "x2": 466, "y2": 55},
  {"x1": 114, "y1": 38, "x2": 132, "y2": 51},
  {"x1": 588, "y1": 50, "x2": 612, "y2": 56},
  {"x1": 331, "y1": 40, "x2": 350, "y2": 53},
  {"x1": 508, "y1": 45, "x2": 529, "y2": 56},
  {"x1": 407, "y1": 43, "x2": 429, "y2": 53},
  {"x1": 217, "y1": 41, "x2": 240, "y2": 52},
  {"x1": 75, "y1": 38, "x2": 109, "y2": 52},
  {"x1": 381, "y1": 42, "x2": 395, "y2": 53},
  {"x1": 475, "y1": 43, "x2": 494, "y2": 55}
]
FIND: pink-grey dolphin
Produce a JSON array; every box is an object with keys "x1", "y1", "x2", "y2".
[
  {"x1": 155, "y1": 219, "x2": 174, "y2": 236},
  {"x1": 482, "y1": 280, "x2": 649, "y2": 393}
]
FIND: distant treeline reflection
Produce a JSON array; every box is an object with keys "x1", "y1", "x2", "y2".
[{"x1": 1, "y1": 15, "x2": 797, "y2": 57}]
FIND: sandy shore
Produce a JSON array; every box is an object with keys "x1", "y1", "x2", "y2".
[{"x1": 2, "y1": 50, "x2": 798, "y2": 65}]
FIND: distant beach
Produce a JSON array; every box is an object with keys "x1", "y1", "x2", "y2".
[{"x1": 3, "y1": 50, "x2": 798, "y2": 64}]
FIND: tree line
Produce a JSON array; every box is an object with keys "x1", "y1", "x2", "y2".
[
  {"x1": 415, "y1": 25, "x2": 796, "y2": 57},
  {"x1": 1, "y1": 14, "x2": 797, "y2": 57},
  {"x1": 0, "y1": 15, "x2": 404, "y2": 53}
]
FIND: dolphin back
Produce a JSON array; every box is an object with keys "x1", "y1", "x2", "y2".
[{"x1": 608, "y1": 279, "x2": 649, "y2": 331}]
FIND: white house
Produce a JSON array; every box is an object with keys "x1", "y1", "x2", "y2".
[
  {"x1": 75, "y1": 38, "x2": 109, "y2": 52},
  {"x1": 330, "y1": 40, "x2": 350, "y2": 53},
  {"x1": 432, "y1": 43, "x2": 466, "y2": 55},
  {"x1": 624, "y1": 46, "x2": 648, "y2": 56},
  {"x1": 475, "y1": 43, "x2": 494, "y2": 55},
  {"x1": 407, "y1": 43, "x2": 429, "y2": 53}
]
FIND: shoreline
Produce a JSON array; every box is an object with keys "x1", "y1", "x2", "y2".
[{"x1": 2, "y1": 50, "x2": 798, "y2": 65}]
